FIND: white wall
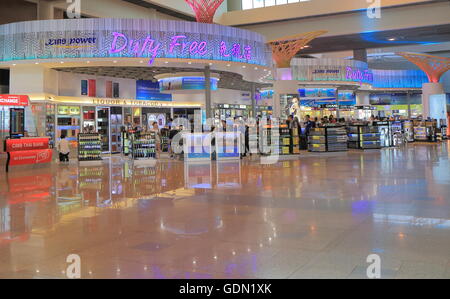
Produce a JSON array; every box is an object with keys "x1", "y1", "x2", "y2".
[
  {"x1": 58, "y1": 71, "x2": 136, "y2": 99},
  {"x1": 172, "y1": 88, "x2": 252, "y2": 106},
  {"x1": 9, "y1": 65, "x2": 57, "y2": 94}
]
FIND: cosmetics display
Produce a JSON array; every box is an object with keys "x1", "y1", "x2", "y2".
[
  {"x1": 78, "y1": 133, "x2": 103, "y2": 161},
  {"x1": 132, "y1": 132, "x2": 156, "y2": 159}
]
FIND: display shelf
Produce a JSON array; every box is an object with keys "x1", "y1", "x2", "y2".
[
  {"x1": 279, "y1": 125, "x2": 291, "y2": 155},
  {"x1": 78, "y1": 133, "x2": 103, "y2": 161},
  {"x1": 347, "y1": 125, "x2": 381, "y2": 149},
  {"x1": 132, "y1": 132, "x2": 156, "y2": 159},
  {"x1": 308, "y1": 126, "x2": 348, "y2": 152},
  {"x1": 413, "y1": 120, "x2": 437, "y2": 142}
]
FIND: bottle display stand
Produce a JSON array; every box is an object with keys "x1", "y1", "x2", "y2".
[
  {"x1": 132, "y1": 132, "x2": 157, "y2": 166},
  {"x1": 78, "y1": 133, "x2": 103, "y2": 165}
]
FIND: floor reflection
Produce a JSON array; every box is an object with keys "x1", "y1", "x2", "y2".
[{"x1": 0, "y1": 142, "x2": 449, "y2": 279}]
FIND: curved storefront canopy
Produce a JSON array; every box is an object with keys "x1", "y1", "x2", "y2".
[{"x1": 0, "y1": 18, "x2": 272, "y2": 67}]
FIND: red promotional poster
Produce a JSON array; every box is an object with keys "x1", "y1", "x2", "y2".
[
  {"x1": 0, "y1": 95, "x2": 29, "y2": 106},
  {"x1": 106, "y1": 81, "x2": 113, "y2": 98},
  {"x1": 6, "y1": 137, "x2": 50, "y2": 152},
  {"x1": 8, "y1": 149, "x2": 53, "y2": 166},
  {"x1": 88, "y1": 79, "x2": 96, "y2": 97}
]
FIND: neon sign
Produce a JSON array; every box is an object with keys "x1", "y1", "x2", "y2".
[
  {"x1": 346, "y1": 67, "x2": 374, "y2": 84},
  {"x1": 109, "y1": 32, "x2": 253, "y2": 65}
]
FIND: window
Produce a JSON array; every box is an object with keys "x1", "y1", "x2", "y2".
[{"x1": 242, "y1": 0, "x2": 306, "y2": 10}]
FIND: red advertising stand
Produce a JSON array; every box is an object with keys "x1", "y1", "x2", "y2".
[{"x1": 5, "y1": 137, "x2": 52, "y2": 172}]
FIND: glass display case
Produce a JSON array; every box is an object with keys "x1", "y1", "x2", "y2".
[{"x1": 96, "y1": 107, "x2": 110, "y2": 152}]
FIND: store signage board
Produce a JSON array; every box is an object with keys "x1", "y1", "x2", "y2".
[
  {"x1": 8, "y1": 149, "x2": 53, "y2": 166},
  {"x1": 183, "y1": 133, "x2": 211, "y2": 161},
  {"x1": 0, "y1": 95, "x2": 29, "y2": 106},
  {"x1": 6, "y1": 137, "x2": 50, "y2": 152},
  {"x1": 0, "y1": 19, "x2": 270, "y2": 66},
  {"x1": 136, "y1": 80, "x2": 172, "y2": 101}
]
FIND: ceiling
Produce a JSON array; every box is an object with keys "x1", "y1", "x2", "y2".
[
  {"x1": 299, "y1": 24, "x2": 450, "y2": 55},
  {"x1": 53, "y1": 66, "x2": 271, "y2": 91}
]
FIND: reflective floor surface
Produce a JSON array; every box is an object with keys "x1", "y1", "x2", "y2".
[{"x1": 0, "y1": 142, "x2": 450, "y2": 279}]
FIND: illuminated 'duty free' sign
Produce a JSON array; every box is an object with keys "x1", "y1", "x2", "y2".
[{"x1": 109, "y1": 32, "x2": 252, "y2": 65}]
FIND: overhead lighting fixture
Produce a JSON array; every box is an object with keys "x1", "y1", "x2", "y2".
[
  {"x1": 139, "y1": 60, "x2": 144, "y2": 63},
  {"x1": 86, "y1": 61, "x2": 90, "y2": 64},
  {"x1": 165, "y1": 61, "x2": 169, "y2": 64},
  {"x1": 60, "y1": 61, "x2": 64, "y2": 64},
  {"x1": 188, "y1": 61, "x2": 192, "y2": 64},
  {"x1": 113, "y1": 60, "x2": 117, "y2": 63},
  {"x1": 388, "y1": 38, "x2": 396, "y2": 41},
  {"x1": 242, "y1": 65, "x2": 246, "y2": 68},
  {"x1": 35, "y1": 62, "x2": 39, "y2": 65}
]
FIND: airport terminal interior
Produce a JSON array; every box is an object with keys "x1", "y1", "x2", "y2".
[{"x1": 0, "y1": 0, "x2": 450, "y2": 279}]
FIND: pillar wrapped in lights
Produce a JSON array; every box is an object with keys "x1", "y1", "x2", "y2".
[
  {"x1": 268, "y1": 31, "x2": 327, "y2": 118},
  {"x1": 397, "y1": 52, "x2": 450, "y2": 118},
  {"x1": 185, "y1": 0, "x2": 225, "y2": 23}
]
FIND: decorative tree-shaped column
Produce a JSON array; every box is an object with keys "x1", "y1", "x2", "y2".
[
  {"x1": 268, "y1": 31, "x2": 326, "y2": 118},
  {"x1": 397, "y1": 52, "x2": 450, "y2": 118},
  {"x1": 268, "y1": 31, "x2": 327, "y2": 68},
  {"x1": 185, "y1": 0, "x2": 225, "y2": 23},
  {"x1": 397, "y1": 52, "x2": 450, "y2": 83}
]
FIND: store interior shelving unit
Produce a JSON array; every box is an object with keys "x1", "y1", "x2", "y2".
[
  {"x1": 347, "y1": 124, "x2": 381, "y2": 149},
  {"x1": 279, "y1": 124, "x2": 291, "y2": 156},
  {"x1": 308, "y1": 126, "x2": 348, "y2": 152},
  {"x1": 78, "y1": 133, "x2": 103, "y2": 162},
  {"x1": 413, "y1": 120, "x2": 438, "y2": 142},
  {"x1": 132, "y1": 132, "x2": 156, "y2": 160}
]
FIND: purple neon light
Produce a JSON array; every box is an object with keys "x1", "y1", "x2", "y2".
[{"x1": 109, "y1": 32, "x2": 253, "y2": 65}]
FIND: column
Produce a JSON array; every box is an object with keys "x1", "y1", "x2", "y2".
[
  {"x1": 250, "y1": 82, "x2": 256, "y2": 118},
  {"x1": 273, "y1": 68, "x2": 298, "y2": 119},
  {"x1": 356, "y1": 91, "x2": 370, "y2": 106},
  {"x1": 353, "y1": 49, "x2": 368, "y2": 63},
  {"x1": 204, "y1": 65, "x2": 212, "y2": 119},
  {"x1": 407, "y1": 92, "x2": 412, "y2": 119},
  {"x1": 422, "y1": 83, "x2": 445, "y2": 119},
  {"x1": 335, "y1": 87, "x2": 340, "y2": 119},
  {"x1": 37, "y1": 0, "x2": 55, "y2": 20}
]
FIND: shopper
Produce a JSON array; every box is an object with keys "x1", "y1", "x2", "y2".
[
  {"x1": 168, "y1": 125, "x2": 180, "y2": 158},
  {"x1": 151, "y1": 122, "x2": 162, "y2": 158},
  {"x1": 57, "y1": 133, "x2": 70, "y2": 163}
]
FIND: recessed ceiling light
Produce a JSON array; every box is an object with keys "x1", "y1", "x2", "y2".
[
  {"x1": 12, "y1": 63, "x2": 16, "y2": 66},
  {"x1": 35, "y1": 62, "x2": 39, "y2": 65},
  {"x1": 60, "y1": 61, "x2": 64, "y2": 64},
  {"x1": 188, "y1": 61, "x2": 192, "y2": 64},
  {"x1": 165, "y1": 61, "x2": 169, "y2": 64},
  {"x1": 139, "y1": 60, "x2": 144, "y2": 63},
  {"x1": 242, "y1": 65, "x2": 246, "y2": 68},
  {"x1": 254, "y1": 67, "x2": 258, "y2": 70},
  {"x1": 86, "y1": 61, "x2": 90, "y2": 63},
  {"x1": 209, "y1": 62, "x2": 213, "y2": 66},
  {"x1": 113, "y1": 60, "x2": 117, "y2": 63},
  {"x1": 388, "y1": 38, "x2": 396, "y2": 41},
  {"x1": 227, "y1": 64, "x2": 231, "y2": 67}
]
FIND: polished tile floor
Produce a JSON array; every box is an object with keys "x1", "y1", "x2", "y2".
[{"x1": 0, "y1": 142, "x2": 450, "y2": 279}]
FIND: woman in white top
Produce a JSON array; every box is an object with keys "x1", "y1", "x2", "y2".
[{"x1": 57, "y1": 133, "x2": 70, "y2": 162}]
